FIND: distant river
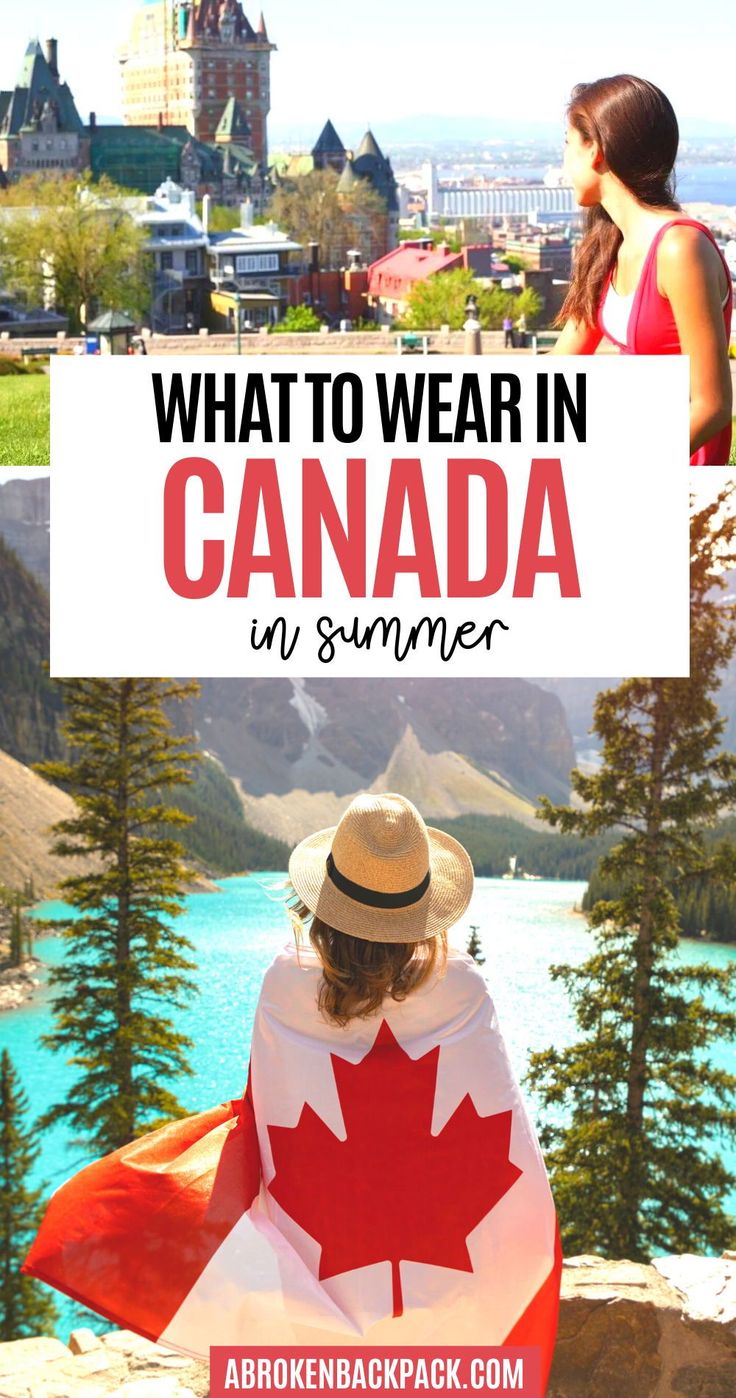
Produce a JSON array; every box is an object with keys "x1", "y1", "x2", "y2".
[
  {"x1": 438, "y1": 163, "x2": 736, "y2": 208},
  {"x1": 5, "y1": 874, "x2": 736, "y2": 1341}
]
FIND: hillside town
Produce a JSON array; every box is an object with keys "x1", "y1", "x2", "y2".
[{"x1": 6, "y1": 0, "x2": 725, "y2": 349}]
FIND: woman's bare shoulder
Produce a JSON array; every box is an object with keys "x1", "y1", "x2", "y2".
[{"x1": 656, "y1": 223, "x2": 726, "y2": 286}]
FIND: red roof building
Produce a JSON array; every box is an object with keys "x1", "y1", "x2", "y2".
[{"x1": 366, "y1": 238, "x2": 464, "y2": 321}]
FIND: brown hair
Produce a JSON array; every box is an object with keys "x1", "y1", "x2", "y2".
[
  {"x1": 283, "y1": 882, "x2": 448, "y2": 1027},
  {"x1": 557, "y1": 75, "x2": 681, "y2": 328}
]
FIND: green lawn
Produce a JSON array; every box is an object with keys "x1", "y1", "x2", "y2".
[{"x1": 0, "y1": 375, "x2": 50, "y2": 465}]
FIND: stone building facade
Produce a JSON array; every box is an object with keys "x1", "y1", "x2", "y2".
[
  {"x1": 0, "y1": 40, "x2": 88, "y2": 182},
  {"x1": 120, "y1": 0, "x2": 275, "y2": 164}
]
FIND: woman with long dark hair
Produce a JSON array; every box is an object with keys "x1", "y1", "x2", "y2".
[
  {"x1": 22, "y1": 793, "x2": 561, "y2": 1391},
  {"x1": 552, "y1": 74, "x2": 733, "y2": 464}
]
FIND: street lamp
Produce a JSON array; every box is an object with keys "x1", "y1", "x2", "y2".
[{"x1": 463, "y1": 293, "x2": 481, "y2": 355}]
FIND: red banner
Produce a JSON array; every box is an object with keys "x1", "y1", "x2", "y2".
[{"x1": 210, "y1": 1347, "x2": 542, "y2": 1398}]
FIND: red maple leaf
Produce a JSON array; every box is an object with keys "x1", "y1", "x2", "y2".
[{"x1": 267, "y1": 1018, "x2": 522, "y2": 1318}]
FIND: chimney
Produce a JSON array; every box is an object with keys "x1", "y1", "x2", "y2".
[
  {"x1": 202, "y1": 193, "x2": 211, "y2": 236},
  {"x1": 240, "y1": 197, "x2": 253, "y2": 228},
  {"x1": 89, "y1": 111, "x2": 97, "y2": 132},
  {"x1": 46, "y1": 38, "x2": 58, "y2": 78},
  {"x1": 309, "y1": 240, "x2": 319, "y2": 273}
]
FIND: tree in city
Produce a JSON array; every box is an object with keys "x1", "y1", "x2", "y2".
[
  {"x1": 270, "y1": 304, "x2": 324, "y2": 333},
  {"x1": 526, "y1": 484, "x2": 736, "y2": 1259},
  {"x1": 398, "y1": 226, "x2": 462, "y2": 251},
  {"x1": 511, "y1": 286, "x2": 543, "y2": 328},
  {"x1": 0, "y1": 173, "x2": 150, "y2": 334},
  {"x1": 399, "y1": 268, "x2": 542, "y2": 331},
  {"x1": 32, "y1": 678, "x2": 202, "y2": 1153},
  {"x1": 268, "y1": 167, "x2": 389, "y2": 271},
  {"x1": 0, "y1": 1049, "x2": 59, "y2": 1339}
]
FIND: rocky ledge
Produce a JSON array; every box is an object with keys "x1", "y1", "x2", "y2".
[
  {"x1": 549, "y1": 1250, "x2": 736, "y2": 1396},
  {"x1": 0, "y1": 957, "x2": 42, "y2": 1011},
  {"x1": 0, "y1": 1327, "x2": 209, "y2": 1397},
  {"x1": 0, "y1": 1252, "x2": 734, "y2": 1397}
]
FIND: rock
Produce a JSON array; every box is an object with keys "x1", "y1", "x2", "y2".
[
  {"x1": 549, "y1": 1253, "x2": 736, "y2": 1397},
  {"x1": 98, "y1": 1332, "x2": 158, "y2": 1358},
  {"x1": 5, "y1": 1255, "x2": 736, "y2": 1397},
  {"x1": 66, "y1": 1333, "x2": 101, "y2": 1357},
  {"x1": 0, "y1": 1337, "x2": 70, "y2": 1377},
  {"x1": 549, "y1": 1256, "x2": 674, "y2": 1397},
  {"x1": 653, "y1": 1251, "x2": 736, "y2": 1326},
  {"x1": 115, "y1": 1383, "x2": 198, "y2": 1397},
  {"x1": 0, "y1": 959, "x2": 43, "y2": 1012}
]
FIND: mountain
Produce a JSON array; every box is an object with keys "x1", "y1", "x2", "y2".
[
  {"x1": 0, "y1": 532, "x2": 64, "y2": 766},
  {"x1": 0, "y1": 525, "x2": 288, "y2": 879},
  {"x1": 0, "y1": 474, "x2": 50, "y2": 590},
  {"x1": 535, "y1": 569, "x2": 736, "y2": 760},
  {"x1": 235, "y1": 721, "x2": 540, "y2": 845},
  {"x1": 192, "y1": 675, "x2": 573, "y2": 803},
  {"x1": 171, "y1": 754, "x2": 290, "y2": 872},
  {"x1": 0, "y1": 746, "x2": 98, "y2": 896},
  {"x1": 532, "y1": 678, "x2": 610, "y2": 757}
]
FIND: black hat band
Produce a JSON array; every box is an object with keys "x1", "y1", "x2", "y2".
[{"x1": 325, "y1": 850, "x2": 431, "y2": 909}]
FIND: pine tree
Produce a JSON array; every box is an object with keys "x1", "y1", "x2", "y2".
[
  {"x1": 526, "y1": 486, "x2": 736, "y2": 1260},
  {"x1": 9, "y1": 898, "x2": 23, "y2": 968},
  {"x1": 24, "y1": 907, "x2": 34, "y2": 959},
  {"x1": 0, "y1": 1050, "x2": 59, "y2": 1339},
  {"x1": 32, "y1": 678, "x2": 202, "y2": 1153},
  {"x1": 466, "y1": 925, "x2": 485, "y2": 965}
]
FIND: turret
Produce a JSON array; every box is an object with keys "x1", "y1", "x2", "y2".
[{"x1": 45, "y1": 38, "x2": 58, "y2": 78}]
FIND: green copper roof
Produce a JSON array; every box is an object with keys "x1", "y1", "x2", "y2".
[
  {"x1": 1, "y1": 40, "x2": 83, "y2": 137},
  {"x1": 215, "y1": 97, "x2": 252, "y2": 142},
  {"x1": 89, "y1": 125, "x2": 222, "y2": 194},
  {"x1": 88, "y1": 309, "x2": 136, "y2": 331},
  {"x1": 355, "y1": 129, "x2": 383, "y2": 161},
  {"x1": 336, "y1": 158, "x2": 361, "y2": 193}
]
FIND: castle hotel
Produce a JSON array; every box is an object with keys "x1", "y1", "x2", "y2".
[{"x1": 120, "y1": 0, "x2": 275, "y2": 164}]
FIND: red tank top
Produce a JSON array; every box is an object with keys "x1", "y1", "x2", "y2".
[{"x1": 597, "y1": 217, "x2": 733, "y2": 465}]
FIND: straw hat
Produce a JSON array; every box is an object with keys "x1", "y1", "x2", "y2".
[{"x1": 288, "y1": 792, "x2": 475, "y2": 943}]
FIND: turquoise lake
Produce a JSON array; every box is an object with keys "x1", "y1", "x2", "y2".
[{"x1": 5, "y1": 873, "x2": 736, "y2": 1342}]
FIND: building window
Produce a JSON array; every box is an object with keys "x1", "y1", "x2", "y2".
[
  {"x1": 185, "y1": 250, "x2": 199, "y2": 274},
  {"x1": 235, "y1": 252, "x2": 279, "y2": 273},
  {"x1": 160, "y1": 251, "x2": 173, "y2": 270}
]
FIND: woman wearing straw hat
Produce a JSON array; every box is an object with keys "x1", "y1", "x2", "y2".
[{"x1": 22, "y1": 792, "x2": 561, "y2": 1392}]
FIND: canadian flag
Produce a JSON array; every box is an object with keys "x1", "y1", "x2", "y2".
[{"x1": 22, "y1": 943, "x2": 561, "y2": 1388}]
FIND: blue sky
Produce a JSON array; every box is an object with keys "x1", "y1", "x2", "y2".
[{"x1": 1, "y1": 0, "x2": 734, "y2": 143}]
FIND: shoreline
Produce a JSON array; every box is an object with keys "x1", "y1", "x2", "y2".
[
  {"x1": 4, "y1": 874, "x2": 732, "y2": 1017},
  {"x1": 0, "y1": 952, "x2": 43, "y2": 1011}
]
